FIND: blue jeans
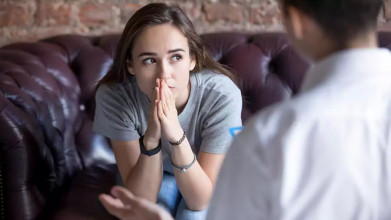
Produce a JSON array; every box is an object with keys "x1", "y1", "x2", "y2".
[
  {"x1": 116, "y1": 170, "x2": 208, "y2": 219},
  {"x1": 157, "y1": 171, "x2": 208, "y2": 220}
]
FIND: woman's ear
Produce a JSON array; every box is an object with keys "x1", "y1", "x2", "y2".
[
  {"x1": 126, "y1": 59, "x2": 135, "y2": 75},
  {"x1": 190, "y1": 55, "x2": 196, "y2": 71}
]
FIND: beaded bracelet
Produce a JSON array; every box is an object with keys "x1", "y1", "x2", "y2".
[
  {"x1": 171, "y1": 153, "x2": 196, "y2": 173},
  {"x1": 169, "y1": 131, "x2": 186, "y2": 146}
]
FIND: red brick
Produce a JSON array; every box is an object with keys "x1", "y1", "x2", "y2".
[
  {"x1": 32, "y1": 27, "x2": 72, "y2": 40},
  {"x1": 178, "y1": 2, "x2": 201, "y2": 20},
  {"x1": 250, "y1": 1, "x2": 281, "y2": 25},
  {"x1": 0, "y1": 3, "x2": 30, "y2": 27},
  {"x1": 4, "y1": 26, "x2": 71, "y2": 45},
  {"x1": 203, "y1": 3, "x2": 244, "y2": 23},
  {"x1": 79, "y1": 3, "x2": 113, "y2": 26},
  {"x1": 35, "y1": 3, "x2": 72, "y2": 26},
  {"x1": 120, "y1": 3, "x2": 142, "y2": 24}
]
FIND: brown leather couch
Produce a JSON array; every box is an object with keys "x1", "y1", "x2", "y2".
[{"x1": 1, "y1": 32, "x2": 390, "y2": 219}]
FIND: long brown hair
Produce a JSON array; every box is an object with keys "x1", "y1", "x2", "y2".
[{"x1": 97, "y1": 3, "x2": 236, "y2": 87}]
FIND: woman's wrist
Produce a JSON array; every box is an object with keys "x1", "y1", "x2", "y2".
[
  {"x1": 143, "y1": 133, "x2": 160, "y2": 150},
  {"x1": 139, "y1": 135, "x2": 161, "y2": 156},
  {"x1": 169, "y1": 130, "x2": 186, "y2": 146},
  {"x1": 167, "y1": 125, "x2": 185, "y2": 144}
]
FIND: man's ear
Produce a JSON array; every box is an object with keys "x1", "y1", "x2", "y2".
[
  {"x1": 286, "y1": 6, "x2": 306, "y2": 40},
  {"x1": 126, "y1": 59, "x2": 135, "y2": 75},
  {"x1": 190, "y1": 55, "x2": 196, "y2": 71}
]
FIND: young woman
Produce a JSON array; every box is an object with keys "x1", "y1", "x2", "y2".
[{"x1": 93, "y1": 3, "x2": 242, "y2": 219}]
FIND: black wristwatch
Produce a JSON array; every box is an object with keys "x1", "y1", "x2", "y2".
[{"x1": 139, "y1": 135, "x2": 162, "y2": 156}]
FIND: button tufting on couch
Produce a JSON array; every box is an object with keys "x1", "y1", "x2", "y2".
[{"x1": 1, "y1": 32, "x2": 389, "y2": 219}]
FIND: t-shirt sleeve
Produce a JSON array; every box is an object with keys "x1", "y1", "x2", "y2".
[
  {"x1": 200, "y1": 84, "x2": 243, "y2": 154},
  {"x1": 93, "y1": 85, "x2": 140, "y2": 141}
]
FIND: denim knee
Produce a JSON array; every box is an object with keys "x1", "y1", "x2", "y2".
[
  {"x1": 175, "y1": 198, "x2": 209, "y2": 220},
  {"x1": 157, "y1": 172, "x2": 181, "y2": 216}
]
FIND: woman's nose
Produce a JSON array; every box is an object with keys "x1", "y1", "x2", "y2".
[{"x1": 157, "y1": 61, "x2": 171, "y2": 79}]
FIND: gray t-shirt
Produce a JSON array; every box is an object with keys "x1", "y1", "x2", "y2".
[{"x1": 93, "y1": 69, "x2": 242, "y2": 173}]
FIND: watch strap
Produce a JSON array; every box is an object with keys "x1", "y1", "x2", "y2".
[{"x1": 139, "y1": 135, "x2": 161, "y2": 156}]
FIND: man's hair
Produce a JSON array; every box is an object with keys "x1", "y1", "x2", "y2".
[{"x1": 281, "y1": 0, "x2": 384, "y2": 42}]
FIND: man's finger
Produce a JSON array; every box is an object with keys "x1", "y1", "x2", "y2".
[
  {"x1": 99, "y1": 194, "x2": 129, "y2": 219},
  {"x1": 111, "y1": 186, "x2": 139, "y2": 207}
]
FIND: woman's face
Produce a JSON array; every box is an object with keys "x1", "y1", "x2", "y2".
[{"x1": 128, "y1": 24, "x2": 196, "y2": 104}]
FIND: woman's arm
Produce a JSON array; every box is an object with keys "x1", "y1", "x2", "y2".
[
  {"x1": 111, "y1": 139, "x2": 163, "y2": 202},
  {"x1": 112, "y1": 79, "x2": 164, "y2": 202},
  {"x1": 157, "y1": 79, "x2": 228, "y2": 210},
  {"x1": 171, "y1": 140, "x2": 225, "y2": 210}
]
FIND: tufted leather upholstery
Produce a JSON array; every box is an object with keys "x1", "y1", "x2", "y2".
[{"x1": 1, "y1": 32, "x2": 390, "y2": 219}]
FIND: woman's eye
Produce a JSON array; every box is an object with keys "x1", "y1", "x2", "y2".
[
  {"x1": 143, "y1": 58, "x2": 155, "y2": 65},
  {"x1": 171, "y1": 55, "x2": 182, "y2": 62}
]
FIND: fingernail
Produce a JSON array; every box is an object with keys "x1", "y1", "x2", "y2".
[{"x1": 111, "y1": 188, "x2": 118, "y2": 197}]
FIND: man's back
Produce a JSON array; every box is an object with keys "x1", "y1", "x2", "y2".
[{"x1": 207, "y1": 48, "x2": 391, "y2": 220}]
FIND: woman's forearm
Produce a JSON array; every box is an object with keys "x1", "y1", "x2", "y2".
[
  {"x1": 171, "y1": 140, "x2": 214, "y2": 210},
  {"x1": 124, "y1": 153, "x2": 163, "y2": 202}
]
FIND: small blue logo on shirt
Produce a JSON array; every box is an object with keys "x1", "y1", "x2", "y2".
[{"x1": 229, "y1": 127, "x2": 243, "y2": 137}]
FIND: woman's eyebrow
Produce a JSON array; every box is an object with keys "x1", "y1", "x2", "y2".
[
  {"x1": 168, "y1": 48, "x2": 185, "y2": 53},
  {"x1": 138, "y1": 52, "x2": 157, "y2": 57},
  {"x1": 138, "y1": 49, "x2": 185, "y2": 57}
]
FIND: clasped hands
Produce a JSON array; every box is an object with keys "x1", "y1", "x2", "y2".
[{"x1": 143, "y1": 78, "x2": 184, "y2": 150}]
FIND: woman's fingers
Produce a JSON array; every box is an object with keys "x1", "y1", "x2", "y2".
[
  {"x1": 161, "y1": 80, "x2": 174, "y2": 108},
  {"x1": 161, "y1": 87, "x2": 169, "y2": 116},
  {"x1": 156, "y1": 79, "x2": 177, "y2": 119},
  {"x1": 157, "y1": 100, "x2": 165, "y2": 119},
  {"x1": 149, "y1": 87, "x2": 159, "y2": 122},
  {"x1": 154, "y1": 87, "x2": 159, "y2": 102},
  {"x1": 155, "y1": 79, "x2": 160, "y2": 101},
  {"x1": 149, "y1": 86, "x2": 158, "y2": 110},
  {"x1": 154, "y1": 87, "x2": 159, "y2": 108},
  {"x1": 146, "y1": 84, "x2": 161, "y2": 141}
]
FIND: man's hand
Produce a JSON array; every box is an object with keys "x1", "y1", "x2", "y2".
[{"x1": 99, "y1": 186, "x2": 174, "y2": 220}]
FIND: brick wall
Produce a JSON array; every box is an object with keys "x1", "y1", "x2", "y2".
[{"x1": 1, "y1": 0, "x2": 391, "y2": 47}]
